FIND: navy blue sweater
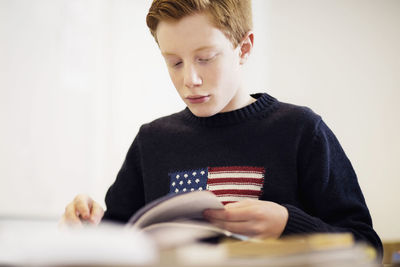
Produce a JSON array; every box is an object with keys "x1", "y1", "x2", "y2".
[{"x1": 103, "y1": 93, "x2": 382, "y2": 255}]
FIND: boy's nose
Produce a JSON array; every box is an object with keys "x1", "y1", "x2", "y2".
[{"x1": 183, "y1": 64, "x2": 202, "y2": 88}]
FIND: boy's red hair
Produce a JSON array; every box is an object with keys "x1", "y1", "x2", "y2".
[{"x1": 146, "y1": 0, "x2": 252, "y2": 48}]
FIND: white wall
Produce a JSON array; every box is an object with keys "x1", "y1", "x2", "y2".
[{"x1": 0, "y1": 1, "x2": 399, "y2": 240}]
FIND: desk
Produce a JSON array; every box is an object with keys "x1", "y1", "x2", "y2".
[
  {"x1": 383, "y1": 241, "x2": 400, "y2": 265},
  {"x1": 155, "y1": 234, "x2": 379, "y2": 267}
]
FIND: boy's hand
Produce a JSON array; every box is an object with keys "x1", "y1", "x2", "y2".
[
  {"x1": 60, "y1": 194, "x2": 104, "y2": 227},
  {"x1": 203, "y1": 199, "x2": 288, "y2": 238}
]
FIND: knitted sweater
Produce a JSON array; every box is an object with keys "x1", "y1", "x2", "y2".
[{"x1": 103, "y1": 93, "x2": 382, "y2": 254}]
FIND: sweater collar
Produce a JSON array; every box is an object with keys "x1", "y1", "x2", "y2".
[{"x1": 180, "y1": 93, "x2": 278, "y2": 127}]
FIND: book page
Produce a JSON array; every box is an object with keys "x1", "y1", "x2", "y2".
[
  {"x1": 142, "y1": 220, "x2": 231, "y2": 248},
  {"x1": 128, "y1": 191, "x2": 224, "y2": 229}
]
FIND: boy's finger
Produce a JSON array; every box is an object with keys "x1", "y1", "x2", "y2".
[
  {"x1": 64, "y1": 203, "x2": 80, "y2": 221},
  {"x1": 89, "y1": 202, "x2": 104, "y2": 225},
  {"x1": 74, "y1": 197, "x2": 93, "y2": 219},
  {"x1": 60, "y1": 206, "x2": 83, "y2": 227},
  {"x1": 203, "y1": 207, "x2": 250, "y2": 222},
  {"x1": 208, "y1": 219, "x2": 258, "y2": 236},
  {"x1": 224, "y1": 200, "x2": 254, "y2": 208},
  {"x1": 203, "y1": 209, "x2": 224, "y2": 219}
]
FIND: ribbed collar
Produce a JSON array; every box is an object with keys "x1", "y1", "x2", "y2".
[{"x1": 180, "y1": 93, "x2": 278, "y2": 127}]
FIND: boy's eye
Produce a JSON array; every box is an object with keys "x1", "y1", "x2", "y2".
[
  {"x1": 197, "y1": 54, "x2": 217, "y2": 63},
  {"x1": 199, "y1": 58, "x2": 211, "y2": 62},
  {"x1": 167, "y1": 61, "x2": 182, "y2": 68}
]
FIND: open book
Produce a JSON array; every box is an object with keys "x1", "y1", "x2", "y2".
[
  {"x1": 124, "y1": 191, "x2": 372, "y2": 265},
  {"x1": 127, "y1": 190, "x2": 247, "y2": 248}
]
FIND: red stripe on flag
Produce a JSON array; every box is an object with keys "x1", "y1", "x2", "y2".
[
  {"x1": 208, "y1": 166, "x2": 265, "y2": 173},
  {"x1": 207, "y1": 166, "x2": 265, "y2": 204},
  {"x1": 207, "y1": 178, "x2": 264, "y2": 185},
  {"x1": 212, "y1": 189, "x2": 262, "y2": 196}
]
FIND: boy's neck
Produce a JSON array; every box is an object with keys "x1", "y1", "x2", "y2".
[{"x1": 220, "y1": 91, "x2": 256, "y2": 114}]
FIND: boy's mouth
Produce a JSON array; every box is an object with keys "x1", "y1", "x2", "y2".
[{"x1": 186, "y1": 95, "x2": 210, "y2": 104}]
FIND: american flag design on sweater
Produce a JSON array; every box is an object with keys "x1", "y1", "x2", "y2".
[{"x1": 168, "y1": 166, "x2": 265, "y2": 205}]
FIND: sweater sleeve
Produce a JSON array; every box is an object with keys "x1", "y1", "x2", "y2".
[
  {"x1": 281, "y1": 119, "x2": 383, "y2": 256},
  {"x1": 102, "y1": 135, "x2": 145, "y2": 223}
]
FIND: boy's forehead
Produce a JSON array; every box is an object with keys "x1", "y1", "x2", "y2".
[
  {"x1": 156, "y1": 13, "x2": 231, "y2": 55},
  {"x1": 161, "y1": 45, "x2": 216, "y2": 56}
]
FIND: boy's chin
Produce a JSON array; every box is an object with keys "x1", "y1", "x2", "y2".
[{"x1": 188, "y1": 106, "x2": 219, "y2": 118}]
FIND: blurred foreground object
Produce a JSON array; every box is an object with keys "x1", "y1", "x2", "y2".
[
  {"x1": 0, "y1": 218, "x2": 380, "y2": 267},
  {"x1": 0, "y1": 218, "x2": 157, "y2": 266}
]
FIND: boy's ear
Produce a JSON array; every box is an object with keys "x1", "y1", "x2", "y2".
[{"x1": 239, "y1": 31, "x2": 254, "y2": 64}]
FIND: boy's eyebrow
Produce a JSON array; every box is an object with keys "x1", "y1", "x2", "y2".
[
  {"x1": 193, "y1": 45, "x2": 216, "y2": 52},
  {"x1": 162, "y1": 46, "x2": 216, "y2": 57}
]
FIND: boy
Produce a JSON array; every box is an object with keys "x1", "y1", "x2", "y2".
[{"x1": 62, "y1": 0, "x2": 382, "y2": 256}]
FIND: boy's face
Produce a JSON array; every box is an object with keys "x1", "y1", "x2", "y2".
[{"x1": 156, "y1": 13, "x2": 248, "y2": 117}]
